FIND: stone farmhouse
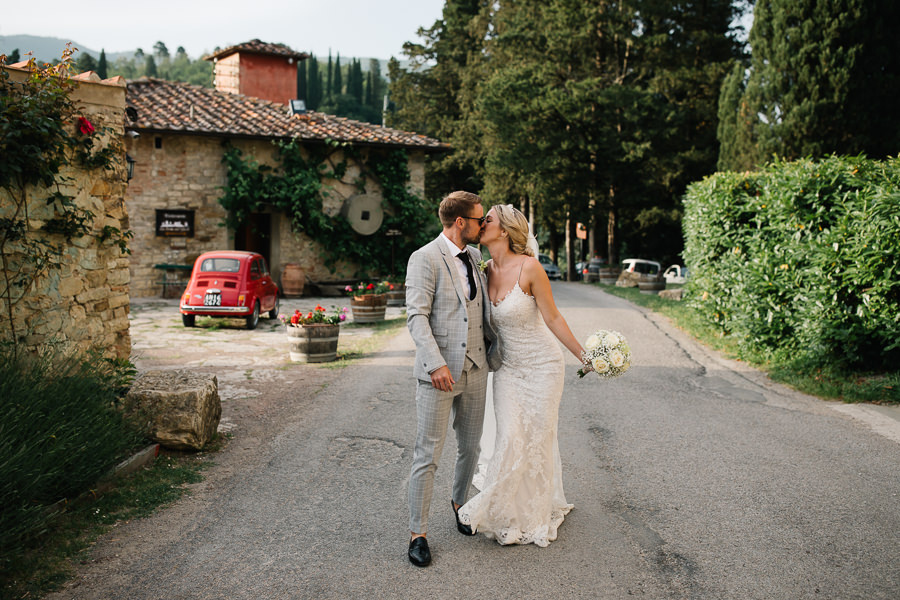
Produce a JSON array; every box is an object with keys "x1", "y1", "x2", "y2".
[{"x1": 124, "y1": 39, "x2": 446, "y2": 298}]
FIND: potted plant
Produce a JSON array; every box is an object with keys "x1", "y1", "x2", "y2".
[
  {"x1": 385, "y1": 277, "x2": 406, "y2": 307},
  {"x1": 345, "y1": 281, "x2": 392, "y2": 322},
  {"x1": 280, "y1": 305, "x2": 348, "y2": 362}
]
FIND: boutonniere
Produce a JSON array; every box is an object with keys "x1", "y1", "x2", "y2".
[{"x1": 477, "y1": 260, "x2": 487, "y2": 273}]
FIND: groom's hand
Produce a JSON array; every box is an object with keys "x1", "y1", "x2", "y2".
[{"x1": 430, "y1": 366, "x2": 455, "y2": 392}]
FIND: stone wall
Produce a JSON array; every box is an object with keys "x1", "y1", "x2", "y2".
[
  {"x1": 0, "y1": 67, "x2": 131, "y2": 359},
  {"x1": 124, "y1": 134, "x2": 427, "y2": 297}
]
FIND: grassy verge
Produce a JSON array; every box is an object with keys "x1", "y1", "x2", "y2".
[
  {"x1": 1, "y1": 443, "x2": 217, "y2": 599},
  {"x1": 596, "y1": 283, "x2": 899, "y2": 404}
]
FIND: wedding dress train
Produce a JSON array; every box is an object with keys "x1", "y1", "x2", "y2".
[{"x1": 459, "y1": 281, "x2": 573, "y2": 547}]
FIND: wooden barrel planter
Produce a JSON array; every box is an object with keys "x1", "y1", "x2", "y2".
[
  {"x1": 281, "y1": 264, "x2": 305, "y2": 297},
  {"x1": 637, "y1": 274, "x2": 666, "y2": 295},
  {"x1": 287, "y1": 323, "x2": 340, "y2": 363},
  {"x1": 386, "y1": 284, "x2": 405, "y2": 307},
  {"x1": 350, "y1": 294, "x2": 387, "y2": 323},
  {"x1": 583, "y1": 272, "x2": 599, "y2": 283},
  {"x1": 597, "y1": 268, "x2": 620, "y2": 285}
]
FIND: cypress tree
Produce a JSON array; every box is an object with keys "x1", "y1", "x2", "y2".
[
  {"x1": 97, "y1": 49, "x2": 108, "y2": 79},
  {"x1": 307, "y1": 55, "x2": 321, "y2": 110},
  {"x1": 326, "y1": 51, "x2": 333, "y2": 101},
  {"x1": 8, "y1": 49, "x2": 20, "y2": 63},
  {"x1": 728, "y1": 0, "x2": 900, "y2": 165},
  {"x1": 367, "y1": 58, "x2": 383, "y2": 108},
  {"x1": 297, "y1": 58, "x2": 307, "y2": 103},
  {"x1": 145, "y1": 55, "x2": 157, "y2": 78},
  {"x1": 333, "y1": 53, "x2": 343, "y2": 96},
  {"x1": 350, "y1": 59, "x2": 363, "y2": 102}
]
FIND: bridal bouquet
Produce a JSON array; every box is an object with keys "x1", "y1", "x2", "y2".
[{"x1": 578, "y1": 330, "x2": 631, "y2": 378}]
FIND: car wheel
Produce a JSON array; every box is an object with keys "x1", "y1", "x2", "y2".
[
  {"x1": 182, "y1": 314, "x2": 195, "y2": 327},
  {"x1": 245, "y1": 301, "x2": 260, "y2": 330},
  {"x1": 267, "y1": 294, "x2": 280, "y2": 319}
]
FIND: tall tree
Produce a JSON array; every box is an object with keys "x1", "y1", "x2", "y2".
[
  {"x1": 145, "y1": 55, "x2": 158, "y2": 78},
  {"x1": 297, "y1": 58, "x2": 307, "y2": 104},
  {"x1": 721, "y1": 0, "x2": 900, "y2": 169},
  {"x1": 326, "y1": 51, "x2": 333, "y2": 101},
  {"x1": 350, "y1": 59, "x2": 364, "y2": 102},
  {"x1": 97, "y1": 49, "x2": 108, "y2": 79},
  {"x1": 75, "y1": 51, "x2": 97, "y2": 72},
  {"x1": 153, "y1": 41, "x2": 169, "y2": 60},
  {"x1": 388, "y1": 0, "x2": 492, "y2": 198},
  {"x1": 8, "y1": 48, "x2": 20, "y2": 63},
  {"x1": 367, "y1": 58, "x2": 384, "y2": 109},
  {"x1": 333, "y1": 53, "x2": 343, "y2": 96},
  {"x1": 307, "y1": 54, "x2": 322, "y2": 110}
]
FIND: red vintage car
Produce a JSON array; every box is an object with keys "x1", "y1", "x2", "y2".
[{"x1": 180, "y1": 251, "x2": 280, "y2": 329}]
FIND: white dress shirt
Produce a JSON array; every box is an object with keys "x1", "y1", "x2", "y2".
[{"x1": 441, "y1": 232, "x2": 475, "y2": 299}]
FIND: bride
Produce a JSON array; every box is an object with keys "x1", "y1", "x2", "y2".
[{"x1": 458, "y1": 204, "x2": 589, "y2": 547}]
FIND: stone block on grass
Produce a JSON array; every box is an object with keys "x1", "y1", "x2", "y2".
[{"x1": 124, "y1": 370, "x2": 221, "y2": 450}]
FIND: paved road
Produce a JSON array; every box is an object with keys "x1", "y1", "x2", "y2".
[{"x1": 49, "y1": 284, "x2": 900, "y2": 599}]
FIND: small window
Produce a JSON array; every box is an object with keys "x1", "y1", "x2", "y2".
[
  {"x1": 154, "y1": 137, "x2": 162, "y2": 149},
  {"x1": 250, "y1": 260, "x2": 261, "y2": 280}
]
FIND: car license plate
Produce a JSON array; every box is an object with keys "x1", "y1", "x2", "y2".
[{"x1": 203, "y1": 291, "x2": 221, "y2": 306}]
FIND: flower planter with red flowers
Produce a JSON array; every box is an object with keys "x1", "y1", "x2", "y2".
[
  {"x1": 345, "y1": 281, "x2": 391, "y2": 322},
  {"x1": 280, "y1": 306, "x2": 347, "y2": 362}
]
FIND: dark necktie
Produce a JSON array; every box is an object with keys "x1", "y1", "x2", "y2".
[{"x1": 458, "y1": 252, "x2": 476, "y2": 301}]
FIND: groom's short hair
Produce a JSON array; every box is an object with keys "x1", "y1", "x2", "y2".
[{"x1": 439, "y1": 191, "x2": 482, "y2": 228}]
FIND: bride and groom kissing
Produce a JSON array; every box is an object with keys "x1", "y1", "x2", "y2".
[{"x1": 406, "y1": 191, "x2": 590, "y2": 567}]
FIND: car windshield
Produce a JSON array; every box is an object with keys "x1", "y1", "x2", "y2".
[{"x1": 200, "y1": 258, "x2": 241, "y2": 273}]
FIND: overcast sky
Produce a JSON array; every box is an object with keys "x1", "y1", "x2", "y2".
[{"x1": 2, "y1": 0, "x2": 446, "y2": 59}]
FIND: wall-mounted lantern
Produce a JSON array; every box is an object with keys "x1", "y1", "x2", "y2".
[{"x1": 126, "y1": 153, "x2": 136, "y2": 182}]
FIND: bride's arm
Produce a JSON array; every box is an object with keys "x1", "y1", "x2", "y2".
[{"x1": 523, "y1": 259, "x2": 586, "y2": 362}]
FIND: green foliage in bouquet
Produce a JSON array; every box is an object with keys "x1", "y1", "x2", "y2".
[{"x1": 682, "y1": 155, "x2": 900, "y2": 370}]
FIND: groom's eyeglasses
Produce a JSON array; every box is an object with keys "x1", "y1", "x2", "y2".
[{"x1": 460, "y1": 216, "x2": 487, "y2": 226}]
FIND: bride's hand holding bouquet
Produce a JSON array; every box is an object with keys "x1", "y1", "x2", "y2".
[{"x1": 578, "y1": 329, "x2": 631, "y2": 379}]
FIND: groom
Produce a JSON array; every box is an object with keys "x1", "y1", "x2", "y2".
[{"x1": 405, "y1": 190, "x2": 500, "y2": 567}]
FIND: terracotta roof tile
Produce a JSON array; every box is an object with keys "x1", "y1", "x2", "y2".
[
  {"x1": 205, "y1": 39, "x2": 308, "y2": 61},
  {"x1": 125, "y1": 78, "x2": 447, "y2": 151}
]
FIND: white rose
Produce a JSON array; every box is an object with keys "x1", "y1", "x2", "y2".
[
  {"x1": 603, "y1": 332, "x2": 620, "y2": 348},
  {"x1": 591, "y1": 356, "x2": 610, "y2": 374},
  {"x1": 609, "y1": 349, "x2": 626, "y2": 368},
  {"x1": 585, "y1": 334, "x2": 602, "y2": 350}
]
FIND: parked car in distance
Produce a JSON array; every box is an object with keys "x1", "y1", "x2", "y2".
[
  {"x1": 663, "y1": 264, "x2": 690, "y2": 284},
  {"x1": 621, "y1": 258, "x2": 661, "y2": 275},
  {"x1": 180, "y1": 251, "x2": 280, "y2": 330},
  {"x1": 538, "y1": 254, "x2": 562, "y2": 280}
]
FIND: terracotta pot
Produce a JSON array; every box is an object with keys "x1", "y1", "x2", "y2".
[
  {"x1": 350, "y1": 294, "x2": 387, "y2": 322},
  {"x1": 281, "y1": 264, "x2": 305, "y2": 297},
  {"x1": 287, "y1": 323, "x2": 339, "y2": 362}
]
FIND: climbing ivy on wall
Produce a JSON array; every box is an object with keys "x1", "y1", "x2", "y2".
[
  {"x1": 219, "y1": 139, "x2": 436, "y2": 276},
  {"x1": 0, "y1": 47, "x2": 131, "y2": 347}
]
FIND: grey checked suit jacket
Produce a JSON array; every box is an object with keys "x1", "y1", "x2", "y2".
[{"x1": 406, "y1": 236, "x2": 501, "y2": 382}]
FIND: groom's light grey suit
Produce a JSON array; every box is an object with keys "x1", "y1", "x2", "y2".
[{"x1": 406, "y1": 235, "x2": 500, "y2": 534}]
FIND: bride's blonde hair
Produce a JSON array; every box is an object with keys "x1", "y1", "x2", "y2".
[{"x1": 493, "y1": 204, "x2": 534, "y2": 257}]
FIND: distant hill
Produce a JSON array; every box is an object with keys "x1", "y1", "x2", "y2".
[
  {"x1": 0, "y1": 34, "x2": 135, "y2": 63},
  {"x1": 1, "y1": 35, "x2": 409, "y2": 72}
]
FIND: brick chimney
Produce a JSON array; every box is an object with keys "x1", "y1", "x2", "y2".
[{"x1": 205, "y1": 39, "x2": 308, "y2": 105}]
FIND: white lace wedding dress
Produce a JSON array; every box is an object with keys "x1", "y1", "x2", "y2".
[{"x1": 458, "y1": 281, "x2": 573, "y2": 547}]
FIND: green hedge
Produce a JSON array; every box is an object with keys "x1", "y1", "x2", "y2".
[
  {"x1": 0, "y1": 350, "x2": 143, "y2": 567},
  {"x1": 682, "y1": 155, "x2": 900, "y2": 369}
]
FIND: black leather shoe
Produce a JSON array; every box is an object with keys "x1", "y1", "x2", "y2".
[
  {"x1": 408, "y1": 536, "x2": 431, "y2": 567},
  {"x1": 452, "y1": 500, "x2": 475, "y2": 536}
]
